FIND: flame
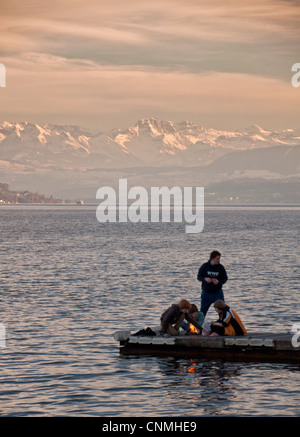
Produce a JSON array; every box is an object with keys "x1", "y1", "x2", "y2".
[
  {"x1": 189, "y1": 323, "x2": 199, "y2": 334},
  {"x1": 187, "y1": 359, "x2": 197, "y2": 373}
]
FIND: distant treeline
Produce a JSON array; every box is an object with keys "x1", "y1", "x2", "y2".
[{"x1": 0, "y1": 183, "x2": 72, "y2": 204}]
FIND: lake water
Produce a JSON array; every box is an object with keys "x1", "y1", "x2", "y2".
[{"x1": 0, "y1": 205, "x2": 300, "y2": 416}]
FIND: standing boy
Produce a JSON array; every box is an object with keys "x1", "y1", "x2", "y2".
[{"x1": 197, "y1": 250, "x2": 228, "y2": 317}]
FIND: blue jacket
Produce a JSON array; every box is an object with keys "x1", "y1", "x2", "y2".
[{"x1": 197, "y1": 261, "x2": 228, "y2": 293}]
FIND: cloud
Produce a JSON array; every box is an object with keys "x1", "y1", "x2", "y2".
[
  {"x1": 1, "y1": 51, "x2": 299, "y2": 130},
  {"x1": 0, "y1": 0, "x2": 299, "y2": 129},
  {"x1": 2, "y1": 0, "x2": 299, "y2": 68}
]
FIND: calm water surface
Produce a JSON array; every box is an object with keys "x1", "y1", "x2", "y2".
[{"x1": 0, "y1": 205, "x2": 299, "y2": 416}]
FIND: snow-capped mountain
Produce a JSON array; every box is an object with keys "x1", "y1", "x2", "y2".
[
  {"x1": 0, "y1": 121, "x2": 140, "y2": 168},
  {"x1": 110, "y1": 118, "x2": 300, "y2": 166},
  {"x1": 1, "y1": 118, "x2": 299, "y2": 168},
  {"x1": 0, "y1": 118, "x2": 299, "y2": 201}
]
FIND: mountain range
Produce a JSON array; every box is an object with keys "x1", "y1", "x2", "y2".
[{"x1": 0, "y1": 118, "x2": 299, "y2": 203}]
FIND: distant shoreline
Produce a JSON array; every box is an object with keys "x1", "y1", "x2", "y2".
[{"x1": 0, "y1": 203, "x2": 299, "y2": 208}]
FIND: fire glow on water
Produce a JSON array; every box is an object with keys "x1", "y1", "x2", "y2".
[{"x1": 96, "y1": 179, "x2": 204, "y2": 234}]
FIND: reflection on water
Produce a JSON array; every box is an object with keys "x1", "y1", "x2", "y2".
[
  {"x1": 0, "y1": 206, "x2": 300, "y2": 416},
  {"x1": 118, "y1": 355, "x2": 300, "y2": 416},
  {"x1": 157, "y1": 358, "x2": 240, "y2": 416}
]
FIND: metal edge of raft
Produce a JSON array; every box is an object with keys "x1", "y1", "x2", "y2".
[{"x1": 113, "y1": 331, "x2": 300, "y2": 364}]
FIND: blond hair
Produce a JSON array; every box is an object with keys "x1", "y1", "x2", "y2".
[{"x1": 213, "y1": 300, "x2": 228, "y2": 310}]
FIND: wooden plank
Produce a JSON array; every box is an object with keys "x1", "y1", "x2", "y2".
[
  {"x1": 118, "y1": 330, "x2": 300, "y2": 363},
  {"x1": 175, "y1": 336, "x2": 225, "y2": 349},
  {"x1": 119, "y1": 343, "x2": 300, "y2": 363},
  {"x1": 174, "y1": 333, "x2": 293, "y2": 349},
  {"x1": 274, "y1": 338, "x2": 300, "y2": 351}
]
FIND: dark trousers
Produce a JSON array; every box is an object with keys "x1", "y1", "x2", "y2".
[
  {"x1": 200, "y1": 289, "x2": 224, "y2": 317},
  {"x1": 167, "y1": 313, "x2": 185, "y2": 336}
]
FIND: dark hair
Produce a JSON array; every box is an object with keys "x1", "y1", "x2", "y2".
[
  {"x1": 210, "y1": 250, "x2": 221, "y2": 260},
  {"x1": 189, "y1": 304, "x2": 198, "y2": 314}
]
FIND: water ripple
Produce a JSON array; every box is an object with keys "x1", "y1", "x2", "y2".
[{"x1": 0, "y1": 206, "x2": 299, "y2": 416}]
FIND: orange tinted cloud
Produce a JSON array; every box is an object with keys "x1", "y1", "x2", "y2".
[{"x1": 0, "y1": 0, "x2": 299, "y2": 129}]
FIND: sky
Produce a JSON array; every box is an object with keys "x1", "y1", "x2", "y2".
[{"x1": 0, "y1": 0, "x2": 299, "y2": 131}]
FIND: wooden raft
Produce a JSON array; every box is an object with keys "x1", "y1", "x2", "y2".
[{"x1": 117, "y1": 332, "x2": 300, "y2": 364}]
